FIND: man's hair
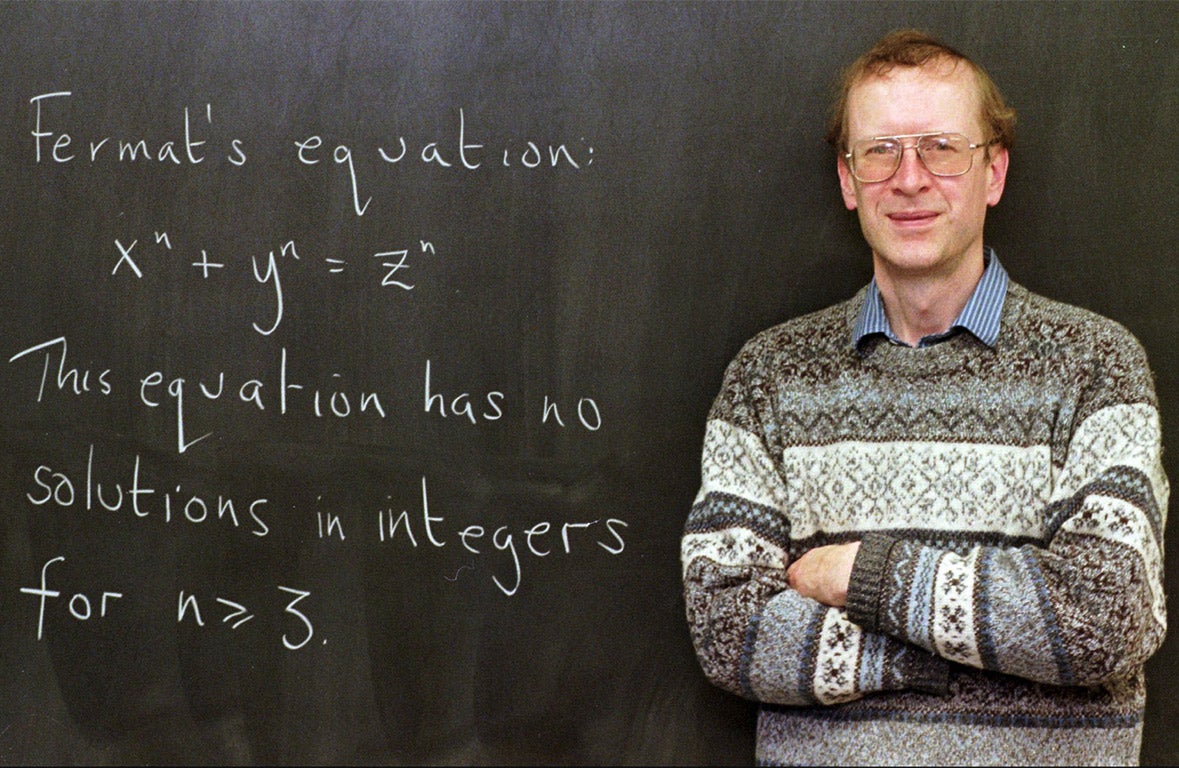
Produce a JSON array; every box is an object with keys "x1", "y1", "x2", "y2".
[{"x1": 825, "y1": 29, "x2": 1016, "y2": 154}]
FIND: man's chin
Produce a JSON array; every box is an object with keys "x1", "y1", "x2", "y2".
[
  {"x1": 872, "y1": 248, "x2": 947, "y2": 276},
  {"x1": 870, "y1": 242, "x2": 981, "y2": 282}
]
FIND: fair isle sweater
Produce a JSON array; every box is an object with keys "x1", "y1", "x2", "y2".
[{"x1": 682, "y1": 281, "x2": 1168, "y2": 766}]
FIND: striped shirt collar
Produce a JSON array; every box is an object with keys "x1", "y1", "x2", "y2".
[{"x1": 853, "y1": 247, "x2": 1009, "y2": 349}]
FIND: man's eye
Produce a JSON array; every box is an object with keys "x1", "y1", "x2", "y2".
[{"x1": 925, "y1": 137, "x2": 959, "y2": 153}]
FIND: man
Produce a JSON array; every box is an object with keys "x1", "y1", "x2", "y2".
[{"x1": 682, "y1": 29, "x2": 1167, "y2": 766}]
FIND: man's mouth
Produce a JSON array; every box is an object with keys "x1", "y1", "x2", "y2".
[{"x1": 887, "y1": 210, "x2": 939, "y2": 223}]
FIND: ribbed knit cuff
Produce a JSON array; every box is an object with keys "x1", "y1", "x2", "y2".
[
  {"x1": 902, "y1": 649, "x2": 952, "y2": 697},
  {"x1": 845, "y1": 532, "x2": 897, "y2": 633}
]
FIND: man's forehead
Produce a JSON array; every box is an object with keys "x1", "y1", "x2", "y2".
[
  {"x1": 851, "y1": 59, "x2": 977, "y2": 98},
  {"x1": 846, "y1": 62, "x2": 983, "y2": 130}
]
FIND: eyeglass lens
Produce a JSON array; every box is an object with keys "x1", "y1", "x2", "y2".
[{"x1": 851, "y1": 133, "x2": 974, "y2": 182}]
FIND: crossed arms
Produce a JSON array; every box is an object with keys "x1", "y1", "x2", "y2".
[{"x1": 682, "y1": 327, "x2": 1167, "y2": 705}]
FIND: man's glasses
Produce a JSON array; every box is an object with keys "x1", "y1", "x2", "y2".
[{"x1": 845, "y1": 132, "x2": 994, "y2": 183}]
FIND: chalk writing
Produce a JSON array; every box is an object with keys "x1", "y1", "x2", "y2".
[
  {"x1": 375, "y1": 476, "x2": 629, "y2": 597},
  {"x1": 294, "y1": 107, "x2": 594, "y2": 216},
  {"x1": 108, "y1": 234, "x2": 439, "y2": 335},
  {"x1": 423, "y1": 358, "x2": 506, "y2": 423},
  {"x1": 10, "y1": 78, "x2": 623, "y2": 678},
  {"x1": 30, "y1": 92, "x2": 596, "y2": 215},
  {"x1": 25, "y1": 444, "x2": 272, "y2": 536},
  {"x1": 20, "y1": 556, "x2": 123, "y2": 640},
  {"x1": 30, "y1": 92, "x2": 245, "y2": 166},
  {"x1": 8, "y1": 344, "x2": 604, "y2": 453},
  {"x1": 19, "y1": 554, "x2": 323, "y2": 650},
  {"x1": 178, "y1": 586, "x2": 315, "y2": 650},
  {"x1": 541, "y1": 395, "x2": 603, "y2": 431}
]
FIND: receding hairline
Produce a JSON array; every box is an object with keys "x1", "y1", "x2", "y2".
[
  {"x1": 858, "y1": 48, "x2": 972, "y2": 82},
  {"x1": 826, "y1": 31, "x2": 1016, "y2": 153},
  {"x1": 843, "y1": 57, "x2": 987, "y2": 136}
]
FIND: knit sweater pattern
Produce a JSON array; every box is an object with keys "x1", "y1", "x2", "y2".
[{"x1": 682, "y1": 282, "x2": 1168, "y2": 766}]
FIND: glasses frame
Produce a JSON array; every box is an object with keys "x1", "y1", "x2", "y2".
[{"x1": 844, "y1": 132, "x2": 995, "y2": 184}]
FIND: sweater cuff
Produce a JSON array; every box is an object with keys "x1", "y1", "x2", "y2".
[
  {"x1": 901, "y1": 649, "x2": 952, "y2": 697},
  {"x1": 845, "y1": 532, "x2": 897, "y2": 633}
]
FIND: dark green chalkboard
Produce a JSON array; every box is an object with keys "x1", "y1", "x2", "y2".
[{"x1": 1, "y1": 1, "x2": 1176, "y2": 764}]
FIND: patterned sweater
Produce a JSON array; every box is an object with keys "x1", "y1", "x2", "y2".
[{"x1": 682, "y1": 281, "x2": 1168, "y2": 766}]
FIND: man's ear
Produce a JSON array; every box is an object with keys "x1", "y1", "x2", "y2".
[
  {"x1": 986, "y1": 146, "x2": 1009, "y2": 207},
  {"x1": 837, "y1": 154, "x2": 858, "y2": 211}
]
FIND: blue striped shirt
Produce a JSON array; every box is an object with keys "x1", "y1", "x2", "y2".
[{"x1": 853, "y1": 247, "x2": 1009, "y2": 349}]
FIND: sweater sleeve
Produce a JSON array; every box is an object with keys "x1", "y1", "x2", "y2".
[
  {"x1": 682, "y1": 347, "x2": 950, "y2": 705},
  {"x1": 845, "y1": 334, "x2": 1168, "y2": 687}
]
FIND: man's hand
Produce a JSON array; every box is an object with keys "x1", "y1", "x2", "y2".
[{"x1": 786, "y1": 542, "x2": 861, "y2": 608}]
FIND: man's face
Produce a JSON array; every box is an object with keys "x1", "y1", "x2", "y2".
[{"x1": 837, "y1": 62, "x2": 1008, "y2": 282}]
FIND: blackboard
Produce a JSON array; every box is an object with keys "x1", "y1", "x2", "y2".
[{"x1": 1, "y1": 1, "x2": 1176, "y2": 764}]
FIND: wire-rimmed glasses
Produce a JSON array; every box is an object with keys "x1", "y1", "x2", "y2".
[{"x1": 845, "y1": 132, "x2": 994, "y2": 183}]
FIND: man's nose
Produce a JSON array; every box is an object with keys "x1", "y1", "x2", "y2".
[{"x1": 891, "y1": 143, "x2": 932, "y2": 191}]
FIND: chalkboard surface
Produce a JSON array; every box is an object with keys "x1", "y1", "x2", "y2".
[{"x1": 2, "y1": 1, "x2": 1177, "y2": 764}]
